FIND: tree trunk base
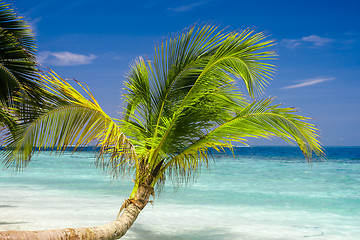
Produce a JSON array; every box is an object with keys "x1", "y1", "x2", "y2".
[
  {"x1": 0, "y1": 184, "x2": 153, "y2": 240},
  {"x1": 0, "y1": 203, "x2": 141, "y2": 240}
]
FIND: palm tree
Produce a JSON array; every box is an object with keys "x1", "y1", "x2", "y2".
[
  {"x1": 0, "y1": 1, "x2": 42, "y2": 139},
  {"x1": 0, "y1": 25, "x2": 323, "y2": 239}
]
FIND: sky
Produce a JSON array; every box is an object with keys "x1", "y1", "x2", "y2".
[{"x1": 8, "y1": 0, "x2": 360, "y2": 146}]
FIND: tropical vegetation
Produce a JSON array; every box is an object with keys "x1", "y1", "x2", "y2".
[
  {"x1": 0, "y1": 2, "x2": 323, "y2": 239},
  {"x1": 0, "y1": 1, "x2": 43, "y2": 140}
]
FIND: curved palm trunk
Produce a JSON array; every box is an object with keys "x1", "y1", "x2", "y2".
[
  {"x1": 0, "y1": 204, "x2": 140, "y2": 240},
  {"x1": 0, "y1": 185, "x2": 153, "y2": 240}
]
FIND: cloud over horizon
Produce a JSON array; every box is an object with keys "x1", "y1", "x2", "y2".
[
  {"x1": 282, "y1": 77, "x2": 335, "y2": 89},
  {"x1": 38, "y1": 51, "x2": 97, "y2": 66},
  {"x1": 282, "y1": 35, "x2": 333, "y2": 48}
]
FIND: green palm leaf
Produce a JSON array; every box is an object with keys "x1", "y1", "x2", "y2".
[
  {"x1": 0, "y1": 102, "x2": 17, "y2": 139},
  {"x1": 119, "y1": 25, "x2": 323, "y2": 189},
  {"x1": 2, "y1": 71, "x2": 135, "y2": 171},
  {"x1": 152, "y1": 98, "x2": 323, "y2": 186},
  {"x1": 122, "y1": 26, "x2": 276, "y2": 173},
  {"x1": 3, "y1": 24, "x2": 324, "y2": 195},
  {"x1": 0, "y1": 1, "x2": 41, "y2": 108}
]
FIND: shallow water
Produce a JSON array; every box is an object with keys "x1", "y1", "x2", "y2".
[{"x1": 1, "y1": 147, "x2": 359, "y2": 239}]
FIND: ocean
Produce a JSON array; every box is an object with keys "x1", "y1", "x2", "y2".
[{"x1": 0, "y1": 147, "x2": 359, "y2": 240}]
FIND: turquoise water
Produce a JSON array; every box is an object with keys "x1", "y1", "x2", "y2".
[{"x1": 1, "y1": 147, "x2": 359, "y2": 239}]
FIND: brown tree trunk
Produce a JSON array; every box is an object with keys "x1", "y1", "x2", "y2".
[{"x1": 0, "y1": 184, "x2": 153, "y2": 240}]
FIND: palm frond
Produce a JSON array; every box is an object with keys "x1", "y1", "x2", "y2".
[
  {"x1": 121, "y1": 25, "x2": 322, "y2": 190},
  {"x1": 151, "y1": 98, "x2": 323, "y2": 186},
  {"x1": 0, "y1": 2, "x2": 36, "y2": 55},
  {"x1": 2, "y1": 71, "x2": 135, "y2": 172},
  {"x1": 0, "y1": 1, "x2": 40, "y2": 107},
  {"x1": 147, "y1": 27, "x2": 275, "y2": 166},
  {"x1": 0, "y1": 102, "x2": 17, "y2": 140}
]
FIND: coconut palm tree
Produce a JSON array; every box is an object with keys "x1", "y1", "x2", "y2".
[
  {"x1": 0, "y1": 1, "x2": 42, "y2": 138},
  {"x1": 0, "y1": 25, "x2": 323, "y2": 239}
]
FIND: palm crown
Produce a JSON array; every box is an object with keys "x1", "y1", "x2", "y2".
[
  {"x1": 0, "y1": 1, "x2": 40, "y2": 106},
  {"x1": 3, "y1": 25, "x2": 323, "y2": 197},
  {"x1": 0, "y1": 1, "x2": 43, "y2": 137}
]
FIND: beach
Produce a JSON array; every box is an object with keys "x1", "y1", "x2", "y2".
[{"x1": 1, "y1": 147, "x2": 359, "y2": 239}]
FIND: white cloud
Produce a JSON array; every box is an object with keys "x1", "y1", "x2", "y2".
[
  {"x1": 38, "y1": 51, "x2": 97, "y2": 66},
  {"x1": 281, "y1": 39, "x2": 302, "y2": 48},
  {"x1": 167, "y1": 1, "x2": 206, "y2": 12},
  {"x1": 282, "y1": 77, "x2": 335, "y2": 89},
  {"x1": 281, "y1": 35, "x2": 333, "y2": 48},
  {"x1": 301, "y1": 35, "x2": 332, "y2": 46}
]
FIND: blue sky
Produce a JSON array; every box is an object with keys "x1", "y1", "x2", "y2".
[{"x1": 9, "y1": 0, "x2": 360, "y2": 146}]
